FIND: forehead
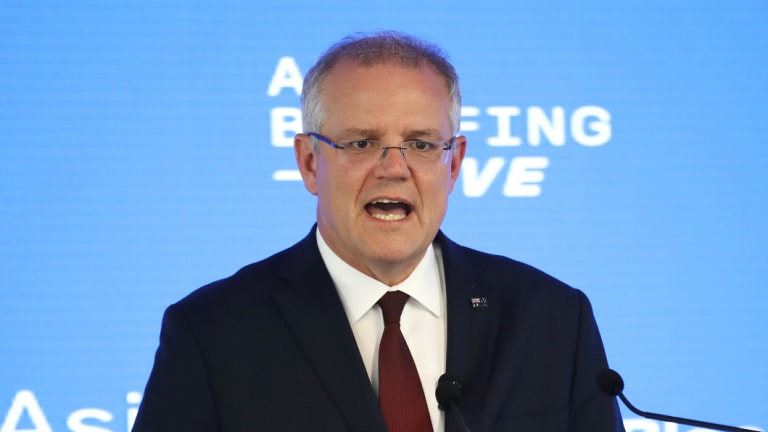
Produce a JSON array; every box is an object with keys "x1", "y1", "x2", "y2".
[
  {"x1": 318, "y1": 60, "x2": 452, "y2": 133},
  {"x1": 322, "y1": 58, "x2": 450, "y2": 92}
]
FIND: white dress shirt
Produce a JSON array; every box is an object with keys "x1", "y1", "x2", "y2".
[{"x1": 316, "y1": 230, "x2": 447, "y2": 432}]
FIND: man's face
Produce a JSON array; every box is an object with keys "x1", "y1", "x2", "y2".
[{"x1": 295, "y1": 60, "x2": 466, "y2": 285}]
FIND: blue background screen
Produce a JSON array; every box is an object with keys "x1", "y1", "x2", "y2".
[{"x1": 1, "y1": 1, "x2": 766, "y2": 430}]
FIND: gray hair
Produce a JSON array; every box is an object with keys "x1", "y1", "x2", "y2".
[{"x1": 301, "y1": 30, "x2": 462, "y2": 137}]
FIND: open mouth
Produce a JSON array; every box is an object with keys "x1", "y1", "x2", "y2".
[{"x1": 365, "y1": 199, "x2": 412, "y2": 221}]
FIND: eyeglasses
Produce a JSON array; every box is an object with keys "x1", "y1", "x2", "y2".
[{"x1": 307, "y1": 132, "x2": 456, "y2": 167}]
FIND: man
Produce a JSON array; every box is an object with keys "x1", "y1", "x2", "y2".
[{"x1": 133, "y1": 31, "x2": 624, "y2": 431}]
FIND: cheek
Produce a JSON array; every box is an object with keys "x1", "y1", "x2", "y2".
[
  {"x1": 419, "y1": 174, "x2": 453, "y2": 212},
  {"x1": 314, "y1": 159, "x2": 337, "y2": 193},
  {"x1": 433, "y1": 168, "x2": 458, "y2": 194},
  {"x1": 317, "y1": 165, "x2": 363, "y2": 209}
]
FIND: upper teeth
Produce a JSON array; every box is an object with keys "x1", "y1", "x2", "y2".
[{"x1": 372, "y1": 199, "x2": 401, "y2": 204}]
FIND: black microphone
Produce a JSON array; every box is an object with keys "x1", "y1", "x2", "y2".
[
  {"x1": 597, "y1": 368, "x2": 757, "y2": 432},
  {"x1": 436, "y1": 374, "x2": 471, "y2": 432}
]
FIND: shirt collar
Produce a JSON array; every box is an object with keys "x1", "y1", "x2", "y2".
[{"x1": 316, "y1": 229, "x2": 443, "y2": 324}]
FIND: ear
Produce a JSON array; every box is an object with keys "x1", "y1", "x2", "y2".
[
  {"x1": 447, "y1": 135, "x2": 467, "y2": 189},
  {"x1": 294, "y1": 133, "x2": 319, "y2": 195}
]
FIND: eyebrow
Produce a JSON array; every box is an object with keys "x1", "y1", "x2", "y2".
[
  {"x1": 341, "y1": 128, "x2": 444, "y2": 140},
  {"x1": 341, "y1": 128, "x2": 381, "y2": 138}
]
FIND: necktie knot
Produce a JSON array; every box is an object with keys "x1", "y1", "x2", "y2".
[{"x1": 378, "y1": 290, "x2": 409, "y2": 325}]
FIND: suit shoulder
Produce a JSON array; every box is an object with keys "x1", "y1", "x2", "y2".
[
  {"x1": 172, "y1": 240, "x2": 308, "y2": 317},
  {"x1": 443, "y1": 237, "x2": 582, "y2": 303},
  {"x1": 449, "y1": 240, "x2": 566, "y2": 281}
]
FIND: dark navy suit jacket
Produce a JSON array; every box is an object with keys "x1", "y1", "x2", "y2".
[{"x1": 133, "y1": 228, "x2": 624, "y2": 431}]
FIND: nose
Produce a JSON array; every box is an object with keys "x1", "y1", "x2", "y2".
[
  {"x1": 376, "y1": 145, "x2": 411, "y2": 176},
  {"x1": 380, "y1": 146, "x2": 406, "y2": 160}
]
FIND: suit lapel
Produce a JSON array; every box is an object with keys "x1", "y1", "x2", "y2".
[
  {"x1": 269, "y1": 229, "x2": 500, "y2": 431},
  {"x1": 270, "y1": 230, "x2": 387, "y2": 432},
  {"x1": 439, "y1": 233, "x2": 501, "y2": 431}
]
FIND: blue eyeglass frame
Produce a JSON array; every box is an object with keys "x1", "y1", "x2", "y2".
[{"x1": 306, "y1": 132, "x2": 457, "y2": 153}]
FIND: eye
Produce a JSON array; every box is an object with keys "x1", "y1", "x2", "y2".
[
  {"x1": 347, "y1": 140, "x2": 376, "y2": 150},
  {"x1": 407, "y1": 141, "x2": 437, "y2": 152}
]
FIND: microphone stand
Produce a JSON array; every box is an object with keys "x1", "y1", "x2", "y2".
[
  {"x1": 598, "y1": 369, "x2": 757, "y2": 432},
  {"x1": 617, "y1": 392, "x2": 757, "y2": 432}
]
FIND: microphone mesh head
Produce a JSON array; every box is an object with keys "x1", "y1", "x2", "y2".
[
  {"x1": 596, "y1": 368, "x2": 625, "y2": 396},
  {"x1": 435, "y1": 374, "x2": 462, "y2": 409}
]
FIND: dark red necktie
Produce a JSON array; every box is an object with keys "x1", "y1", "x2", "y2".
[{"x1": 377, "y1": 291, "x2": 432, "y2": 432}]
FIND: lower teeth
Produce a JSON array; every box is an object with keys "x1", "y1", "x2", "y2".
[{"x1": 372, "y1": 213, "x2": 405, "y2": 221}]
